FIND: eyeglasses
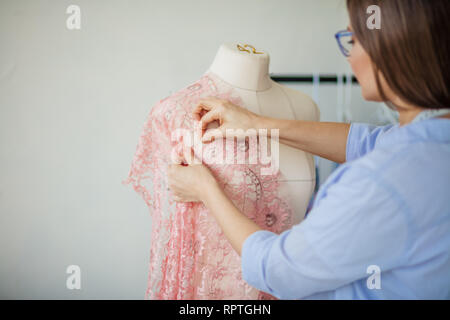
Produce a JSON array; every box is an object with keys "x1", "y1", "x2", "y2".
[{"x1": 335, "y1": 30, "x2": 354, "y2": 57}]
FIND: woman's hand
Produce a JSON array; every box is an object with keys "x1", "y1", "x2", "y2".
[
  {"x1": 168, "y1": 148, "x2": 218, "y2": 203},
  {"x1": 193, "y1": 97, "x2": 261, "y2": 142},
  {"x1": 168, "y1": 147, "x2": 263, "y2": 257}
]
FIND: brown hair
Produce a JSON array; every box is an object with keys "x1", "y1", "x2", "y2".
[{"x1": 346, "y1": 0, "x2": 450, "y2": 110}]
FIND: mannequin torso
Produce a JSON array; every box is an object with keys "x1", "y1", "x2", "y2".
[
  {"x1": 124, "y1": 42, "x2": 320, "y2": 299},
  {"x1": 207, "y1": 43, "x2": 319, "y2": 224}
]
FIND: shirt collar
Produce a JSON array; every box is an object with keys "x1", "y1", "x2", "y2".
[{"x1": 377, "y1": 118, "x2": 450, "y2": 149}]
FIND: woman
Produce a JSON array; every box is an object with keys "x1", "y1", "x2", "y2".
[{"x1": 168, "y1": 0, "x2": 450, "y2": 299}]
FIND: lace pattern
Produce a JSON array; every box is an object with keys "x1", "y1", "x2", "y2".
[{"x1": 123, "y1": 71, "x2": 295, "y2": 299}]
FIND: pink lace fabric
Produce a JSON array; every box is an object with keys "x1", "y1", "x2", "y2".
[{"x1": 122, "y1": 71, "x2": 295, "y2": 300}]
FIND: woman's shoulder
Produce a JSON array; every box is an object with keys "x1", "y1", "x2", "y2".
[
  {"x1": 347, "y1": 141, "x2": 450, "y2": 227},
  {"x1": 352, "y1": 135, "x2": 450, "y2": 176}
]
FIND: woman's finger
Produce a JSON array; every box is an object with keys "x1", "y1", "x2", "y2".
[
  {"x1": 181, "y1": 145, "x2": 198, "y2": 165},
  {"x1": 192, "y1": 98, "x2": 216, "y2": 121},
  {"x1": 200, "y1": 109, "x2": 221, "y2": 130},
  {"x1": 170, "y1": 149, "x2": 184, "y2": 165}
]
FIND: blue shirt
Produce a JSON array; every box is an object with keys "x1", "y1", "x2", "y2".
[{"x1": 241, "y1": 118, "x2": 450, "y2": 299}]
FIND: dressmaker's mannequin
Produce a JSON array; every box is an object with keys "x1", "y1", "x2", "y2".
[
  {"x1": 124, "y1": 42, "x2": 320, "y2": 299},
  {"x1": 206, "y1": 43, "x2": 319, "y2": 224}
]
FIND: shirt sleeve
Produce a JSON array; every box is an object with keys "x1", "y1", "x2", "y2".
[
  {"x1": 241, "y1": 164, "x2": 409, "y2": 300},
  {"x1": 346, "y1": 123, "x2": 396, "y2": 162}
]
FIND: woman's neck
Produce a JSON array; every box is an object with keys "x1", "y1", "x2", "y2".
[
  {"x1": 206, "y1": 43, "x2": 272, "y2": 91},
  {"x1": 398, "y1": 107, "x2": 423, "y2": 126},
  {"x1": 398, "y1": 105, "x2": 450, "y2": 126}
]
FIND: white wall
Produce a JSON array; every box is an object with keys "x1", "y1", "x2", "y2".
[{"x1": 0, "y1": 0, "x2": 394, "y2": 299}]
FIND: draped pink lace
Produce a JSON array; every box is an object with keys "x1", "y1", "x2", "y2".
[{"x1": 122, "y1": 71, "x2": 295, "y2": 300}]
